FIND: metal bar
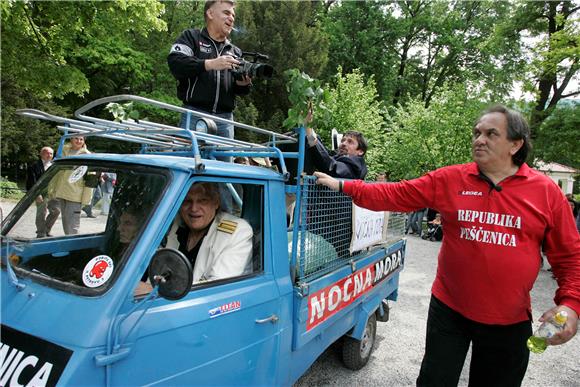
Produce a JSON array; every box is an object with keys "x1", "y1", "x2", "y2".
[
  {"x1": 19, "y1": 108, "x2": 191, "y2": 148},
  {"x1": 289, "y1": 126, "x2": 307, "y2": 281},
  {"x1": 56, "y1": 126, "x2": 176, "y2": 148},
  {"x1": 74, "y1": 94, "x2": 296, "y2": 142},
  {"x1": 19, "y1": 97, "x2": 298, "y2": 178},
  {"x1": 227, "y1": 183, "x2": 243, "y2": 208}
]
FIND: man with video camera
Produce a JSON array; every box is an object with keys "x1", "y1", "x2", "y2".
[{"x1": 168, "y1": 0, "x2": 252, "y2": 141}]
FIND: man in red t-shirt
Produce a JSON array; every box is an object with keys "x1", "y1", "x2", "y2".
[{"x1": 315, "y1": 105, "x2": 579, "y2": 386}]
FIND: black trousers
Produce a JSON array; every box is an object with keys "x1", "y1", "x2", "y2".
[{"x1": 417, "y1": 295, "x2": 532, "y2": 387}]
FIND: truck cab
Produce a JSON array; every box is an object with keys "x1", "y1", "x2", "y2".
[{"x1": 1, "y1": 95, "x2": 405, "y2": 386}]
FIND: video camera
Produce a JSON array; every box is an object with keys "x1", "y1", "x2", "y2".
[{"x1": 232, "y1": 52, "x2": 274, "y2": 81}]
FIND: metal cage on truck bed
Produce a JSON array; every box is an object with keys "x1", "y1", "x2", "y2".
[
  {"x1": 16, "y1": 94, "x2": 404, "y2": 284},
  {"x1": 293, "y1": 176, "x2": 405, "y2": 282}
]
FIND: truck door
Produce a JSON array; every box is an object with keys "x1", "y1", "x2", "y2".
[{"x1": 110, "y1": 180, "x2": 282, "y2": 385}]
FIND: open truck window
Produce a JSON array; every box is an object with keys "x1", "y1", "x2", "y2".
[{"x1": 159, "y1": 180, "x2": 263, "y2": 288}]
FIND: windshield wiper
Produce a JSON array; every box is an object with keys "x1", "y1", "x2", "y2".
[{"x1": 31, "y1": 268, "x2": 51, "y2": 278}]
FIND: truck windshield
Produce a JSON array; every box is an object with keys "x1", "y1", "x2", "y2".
[{"x1": 1, "y1": 161, "x2": 169, "y2": 295}]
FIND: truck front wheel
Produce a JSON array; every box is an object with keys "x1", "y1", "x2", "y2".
[{"x1": 342, "y1": 314, "x2": 377, "y2": 370}]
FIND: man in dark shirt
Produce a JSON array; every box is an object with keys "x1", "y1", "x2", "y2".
[
  {"x1": 167, "y1": 0, "x2": 252, "y2": 141},
  {"x1": 306, "y1": 128, "x2": 368, "y2": 180},
  {"x1": 303, "y1": 112, "x2": 369, "y2": 258},
  {"x1": 26, "y1": 146, "x2": 60, "y2": 237}
]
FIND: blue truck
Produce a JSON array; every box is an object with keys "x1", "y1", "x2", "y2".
[{"x1": 1, "y1": 95, "x2": 405, "y2": 386}]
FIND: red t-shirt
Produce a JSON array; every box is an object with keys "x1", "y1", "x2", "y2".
[{"x1": 344, "y1": 162, "x2": 580, "y2": 324}]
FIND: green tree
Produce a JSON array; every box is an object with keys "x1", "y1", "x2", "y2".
[
  {"x1": 232, "y1": 0, "x2": 329, "y2": 130},
  {"x1": 1, "y1": 0, "x2": 167, "y2": 178},
  {"x1": 0, "y1": 83, "x2": 64, "y2": 183},
  {"x1": 513, "y1": 1, "x2": 580, "y2": 131},
  {"x1": 322, "y1": 1, "x2": 523, "y2": 108},
  {"x1": 321, "y1": 1, "x2": 398, "y2": 102},
  {"x1": 533, "y1": 103, "x2": 580, "y2": 169},
  {"x1": 1, "y1": 1, "x2": 166, "y2": 99},
  {"x1": 384, "y1": 86, "x2": 485, "y2": 180},
  {"x1": 319, "y1": 68, "x2": 386, "y2": 178}
]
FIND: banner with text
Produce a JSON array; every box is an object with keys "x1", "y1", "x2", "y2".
[{"x1": 350, "y1": 204, "x2": 389, "y2": 253}]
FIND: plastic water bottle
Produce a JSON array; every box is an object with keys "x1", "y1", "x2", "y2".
[{"x1": 526, "y1": 311, "x2": 568, "y2": 354}]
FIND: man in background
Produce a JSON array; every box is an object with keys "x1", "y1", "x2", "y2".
[
  {"x1": 306, "y1": 128, "x2": 368, "y2": 180},
  {"x1": 26, "y1": 146, "x2": 60, "y2": 238},
  {"x1": 304, "y1": 108, "x2": 368, "y2": 180},
  {"x1": 48, "y1": 136, "x2": 93, "y2": 235}
]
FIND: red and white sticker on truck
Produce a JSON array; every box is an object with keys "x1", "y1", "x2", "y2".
[{"x1": 307, "y1": 248, "x2": 403, "y2": 331}]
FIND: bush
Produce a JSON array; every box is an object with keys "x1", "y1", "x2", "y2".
[{"x1": 0, "y1": 177, "x2": 25, "y2": 200}]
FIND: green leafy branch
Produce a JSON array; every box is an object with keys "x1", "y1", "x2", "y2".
[
  {"x1": 283, "y1": 68, "x2": 331, "y2": 130},
  {"x1": 105, "y1": 102, "x2": 141, "y2": 122}
]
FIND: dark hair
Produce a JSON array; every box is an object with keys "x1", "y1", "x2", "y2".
[
  {"x1": 343, "y1": 131, "x2": 368, "y2": 156},
  {"x1": 121, "y1": 205, "x2": 144, "y2": 220},
  {"x1": 477, "y1": 105, "x2": 531, "y2": 166},
  {"x1": 204, "y1": 0, "x2": 235, "y2": 22}
]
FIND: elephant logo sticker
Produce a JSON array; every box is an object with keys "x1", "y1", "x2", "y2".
[{"x1": 82, "y1": 255, "x2": 114, "y2": 288}]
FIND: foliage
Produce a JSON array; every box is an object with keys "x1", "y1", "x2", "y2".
[
  {"x1": 0, "y1": 178, "x2": 25, "y2": 201},
  {"x1": 1, "y1": 0, "x2": 167, "y2": 178},
  {"x1": 0, "y1": 80, "x2": 64, "y2": 181},
  {"x1": 321, "y1": 1, "x2": 399, "y2": 102},
  {"x1": 322, "y1": 1, "x2": 523, "y2": 107},
  {"x1": 283, "y1": 69, "x2": 330, "y2": 130},
  {"x1": 384, "y1": 86, "x2": 485, "y2": 180},
  {"x1": 533, "y1": 103, "x2": 580, "y2": 169},
  {"x1": 106, "y1": 103, "x2": 141, "y2": 122},
  {"x1": 232, "y1": 0, "x2": 329, "y2": 129},
  {"x1": 1, "y1": 0, "x2": 166, "y2": 99},
  {"x1": 512, "y1": 1, "x2": 580, "y2": 130},
  {"x1": 318, "y1": 67, "x2": 385, "y2": 177}
]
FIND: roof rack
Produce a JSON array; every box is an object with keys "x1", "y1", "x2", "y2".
[{"x1": 17, "y1": 95, "x2": 302, "y2": 177}]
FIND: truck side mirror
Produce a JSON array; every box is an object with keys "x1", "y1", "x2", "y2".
[{"x1": 148, "y1": 248, "x2": 192, "y2": 300}]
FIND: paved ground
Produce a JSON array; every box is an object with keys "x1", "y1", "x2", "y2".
[
  {"x1": 2, "y1": 200, "x2": 578, "y2": 386},
  {"x1": 1, "y1": 199, "x2": 107, "y2": 237},
  {"x1": 296, "y1": 235, "x2": 579, "y2": 387}
]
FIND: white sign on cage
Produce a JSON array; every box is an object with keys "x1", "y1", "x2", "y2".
[{"x1": 350, "y1": 204, "x2": 390, "y2": 252}]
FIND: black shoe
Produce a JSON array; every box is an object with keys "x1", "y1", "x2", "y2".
[{"x1": 83, "y1": 206, "x2": 96, "y2": 217}]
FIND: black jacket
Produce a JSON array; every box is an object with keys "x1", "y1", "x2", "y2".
[
  {"x1": 308, "y1": 140, "x2": 367, "y2": 180},
  {"x1": 167, "y1": 28, "x2": 250, "y2": 114},
  {"x1": 26, "y1": 159, "x2": 46, "y2": 191}
]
